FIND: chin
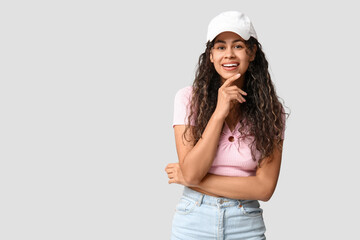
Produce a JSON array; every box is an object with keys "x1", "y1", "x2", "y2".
[{"x1": 220, "y1": 71, "x2": 240, "y2": 80}]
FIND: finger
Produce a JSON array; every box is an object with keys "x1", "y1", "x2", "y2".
[
  {"x1": 165, "y1": 163, "x2": 176, "y2": 171},
  {"x1": 237, "y1": 95, "x2": 246, "y2": 103},
  {"x1": 238, "y1": 88, "x2": 247, "y2": 96},
  {"x1": 226, "y1": 85, "x2": 247, "y2": 96},
  {"x1": 227, "y1": 89, "x2": 247, "y2": 99},
  {"x1": 166, "y1": 163, "x2": 176, "y2": 168},
  {"x1": 228, "y1": 93, "x2": 246, "y2": 103},
  {"x1": 235, "y1": 92, "x2": 246, "y2": 102},
  {"x1": 222, "y1": 73, "x2": 241, "y2": 88}
]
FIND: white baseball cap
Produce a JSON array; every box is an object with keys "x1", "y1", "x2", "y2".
[{"x1": 206, "y1": 11, "x2": 258, "y2": 42}]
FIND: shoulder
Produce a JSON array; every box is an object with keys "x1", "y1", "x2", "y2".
[
  {"x1": 174, "y1": 86, "x2": 193, "y2": 103},
  {"x1": 175, "y1": 86, "x2": 193, "y2": 98}
]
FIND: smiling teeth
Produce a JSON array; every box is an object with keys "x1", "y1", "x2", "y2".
[{"x1": 223, "y1": 64, "x2": 238, "y2": 67}]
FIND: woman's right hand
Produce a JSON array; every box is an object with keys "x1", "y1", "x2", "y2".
[{"x1": 214, "y1": 73, "x2": 247, "y2": 119}]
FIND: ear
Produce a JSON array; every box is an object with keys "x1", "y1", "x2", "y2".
[
  {"x1": 250, "y1": 44, "x2": 257, "y2": 62},
  {"x1": 210, "y1": 50, "x2": 214, "y2": 63}
]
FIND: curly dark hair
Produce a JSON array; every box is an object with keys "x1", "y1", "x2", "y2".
[{"x1": 184, "y1": 37, "x2": 288, "y2": 166}]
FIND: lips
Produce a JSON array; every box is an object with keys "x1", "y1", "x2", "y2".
[{"x1": 222, "y1": 62, "x2": 239, "y2": 71}]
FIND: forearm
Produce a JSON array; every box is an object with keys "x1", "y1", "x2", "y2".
[
  {"x1": 181, "y1": 112, "x2": 224, "y2": 184},
  {"x1": 196, "y1": 173, "x2": 273, "y2": 201}
]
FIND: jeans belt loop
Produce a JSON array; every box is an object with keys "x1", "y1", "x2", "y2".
[{"x1": 196, "y1": 194, "x2": 204, "y2": 206}]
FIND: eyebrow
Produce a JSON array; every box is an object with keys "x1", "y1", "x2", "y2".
[{"x1": 214, "y1": 39, "x2": 244, "y2": 44}]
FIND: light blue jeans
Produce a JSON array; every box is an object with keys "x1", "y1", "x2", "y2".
[{"x1": 171, "y1": 187, "x2": 266, "y2": 240}]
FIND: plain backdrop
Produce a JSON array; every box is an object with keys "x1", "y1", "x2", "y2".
[{"x1": 1, "y1": 0, "x2": 359, "y2": 239}]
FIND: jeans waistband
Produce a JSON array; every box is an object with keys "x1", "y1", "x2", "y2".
[{"x1": 182, "y1": 187, "x2": 260, "y2": 208}]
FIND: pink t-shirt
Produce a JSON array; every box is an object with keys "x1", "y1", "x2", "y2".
[{"x1": 172, "y1": 86, "x2": 285, "y2": 177}]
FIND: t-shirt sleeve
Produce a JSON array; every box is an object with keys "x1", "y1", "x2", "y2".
[{"x1": 172, "y1": 86, "x2": 196, "y2": 127}]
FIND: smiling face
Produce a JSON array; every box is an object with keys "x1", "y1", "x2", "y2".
[{"x1": 210, "y1": 31, "x2": 256, "y2": 83}]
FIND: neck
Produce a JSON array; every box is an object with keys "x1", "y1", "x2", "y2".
[{"x1": 228, "y1": 104, "x2": 242, "y2": 119}]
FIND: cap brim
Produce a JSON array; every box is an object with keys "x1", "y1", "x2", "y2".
[{"x1": 207, "y1": 27, "x2": 251, "y2": 42}]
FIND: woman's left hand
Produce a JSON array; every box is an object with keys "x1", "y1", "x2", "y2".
[{"x1": 165, "y1": 163, "x2": 189, "y2": 186}]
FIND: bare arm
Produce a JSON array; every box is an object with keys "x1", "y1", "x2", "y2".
[
  {"x1": 166, "y1": 140, "x2": 283, "y2": 201},
  {"x1": 174, "y1": 116, "x2": 223, "y2": 185},
  {"x1": 174, "y1": 74, "x2": 247, "y2": 185},
  {"x1": 195, "y1": 141, "x2": 283, "y2": 201}
]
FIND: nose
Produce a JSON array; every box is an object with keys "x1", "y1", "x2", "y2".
[{"x1": 224, "y1": 47, "x2": 235, "y2": 58}]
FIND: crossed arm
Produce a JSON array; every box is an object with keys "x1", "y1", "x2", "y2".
[
  {"x1": 166, "y1": 75, "x2": 283, "y2": 201},
  {"x1": 165, "y1": 123, "x2": 283, "y2": 202}
]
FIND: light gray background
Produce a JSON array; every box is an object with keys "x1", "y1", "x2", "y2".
[{"x1": 1, "y1": 0, "x2": 359, "y2": 239}]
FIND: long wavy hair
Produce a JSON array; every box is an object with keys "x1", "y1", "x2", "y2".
[{"x1": 184, "y1": 37, "x2": 288, "y2": 166}]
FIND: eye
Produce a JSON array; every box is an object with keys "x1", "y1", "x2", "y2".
[
  {"x1": 234, "y1": 45, "x2": 243, "y2": 49},
  {"x1": 216, "y1": 46, "x2": 225, "y2": 50}
]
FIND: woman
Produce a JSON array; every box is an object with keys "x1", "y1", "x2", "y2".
[{"x1": 165, "y1": 11, "x2": 287, "y2": 240}]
